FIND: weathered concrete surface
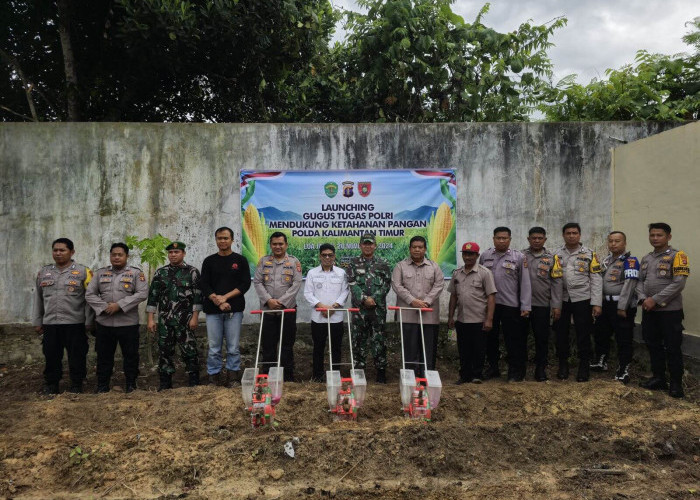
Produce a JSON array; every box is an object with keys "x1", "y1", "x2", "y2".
[{"x1": 0, "y1": 122, "x2": 679, "y2": 326}]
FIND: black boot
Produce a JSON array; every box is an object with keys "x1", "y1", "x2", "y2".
[
  {"x1": 534, "y1": 365, "x2": 548, "y2": 382},
  {"x1": 376, "y1": 368, "x2": 386, "y2": 384},
  {"x1": 42, "y1": 382, "x2": 59, "y2": 395},
  {"x1": 669, "y1": 380, "x2": 684, "y2": 398},
  {"x1": 557, "y1": 361, "x2": 569, "y2": 380},
  {"x1": 158, "y1": 373, "x2": 173, "y2": 391},
  {"x1": 96, "y1": 380, "x2": 110, "y2": 393},
  {"x1": 208, "y1": 372, "x2": 220, "y2": 386},
  {"x1": 576, "y1": 363, "x2": 590, "y2": 382},
  {"x1": 640, "y1": 377, "x2": 667, "y2": 390},
  {"x1": 125, "y1": 379, "x2": 137, "y2": 393},
  {"x1": 188, "y1": 371, "x2": 200, "y2": 387},
  {"x1": 68, "y1": 381, "x2": 83, "y2": 394}
]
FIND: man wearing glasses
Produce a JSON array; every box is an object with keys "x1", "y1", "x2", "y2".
[{"x1": 303, "y1": 243, "x2": 349, "y2": 382}]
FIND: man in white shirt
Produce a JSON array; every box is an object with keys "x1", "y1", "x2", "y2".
[{"x1": 303, "y1": 243, "x2": 350, "y2": 382}]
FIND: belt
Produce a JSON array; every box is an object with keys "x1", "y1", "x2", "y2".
[{"x1": 605, "y1": 295, "x2": 620, "y2": 302}]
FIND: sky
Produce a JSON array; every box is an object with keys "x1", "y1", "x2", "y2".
[{"x1": 331, "y1": 0, "x2": 698, "y2": 86}]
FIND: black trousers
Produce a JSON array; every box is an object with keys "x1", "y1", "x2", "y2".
[
  {"x1": 42, "y1": 323, "x2": 88, "y2": 385},
  {"x1": 642, "y1": 309, "x2": 684, "y2": 383},
  {"x1": 310, "y1": 320, "x2": 343, "y2": 379},
  {"x1": 402, "y1": 323, "x2": 438, "y2": 377},
  {"x1": 593, "y1": 300, "x2": 636, "y2": 368},
  {"x1": 261, "y1": 310, "x2": 296, "y2": 381},
  {"x1": 554, "y1": 299, "x2": 593, "y2": 364},
  {"x1": 523, "y1": 306, "x2": 551, "y2": 367},
  {"x1": 487, "y1": 304, "x2": 521, "y2": 374},
  {"x1": 95, "y1": 324, "x2": 140, "y2": 385},
  {"x1": 455, "y1": 322, "x2": 486, "y2": 380}
]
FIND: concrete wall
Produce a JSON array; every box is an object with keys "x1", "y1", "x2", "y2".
[
  {"x1": 613, "y1": 121, "x2": 700, "y2": 335},
  {"x1": 0, "y1": 122, "x2": 678, "y2": 325}
]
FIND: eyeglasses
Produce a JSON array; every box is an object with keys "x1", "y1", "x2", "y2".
[{"x1": 320, "y1": 253, "x2": 335, "y2": 258}]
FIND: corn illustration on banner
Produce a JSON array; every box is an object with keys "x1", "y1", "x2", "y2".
[{"x1": 240, "y1": 170, "x2": 457, "y2": 278}]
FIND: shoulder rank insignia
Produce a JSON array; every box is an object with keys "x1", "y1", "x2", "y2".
[
  {"x1": 623, "y1": 257, "x2": 640, "y2": 279},
  {"x1": 550, "y1": 255, "x2": 563, "y2": 279},
  {"x1": 672, "y1": 251, "x2": 690, "y2": 276},
  {"x1": 590, "y1": 253, "x2": 602, "y2": 273}
]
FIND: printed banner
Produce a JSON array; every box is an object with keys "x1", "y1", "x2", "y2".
[{"x1": 240, "y1": 169, "x2": 457, "y2": 277}]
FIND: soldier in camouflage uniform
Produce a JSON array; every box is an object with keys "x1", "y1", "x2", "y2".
[
  {"x1": 346, "y1": 233, "x2": 392, "y2": 383},
  {"x1": 146, "y1": 241, "x2": 203, "y2": 390}
]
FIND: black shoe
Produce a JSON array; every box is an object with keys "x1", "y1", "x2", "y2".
[
  {"x1": 557, "y1": 362, "x2": 569, "y2": 380},
  {"x1": 534, "y1": 365, "x2": 548, "y2": 382},
  {"x1": 576, "y1": 364, "x2": 590, "y2": 382},
  {"x1": 615, "y1": 364, "x2": 630, "y2": 384},
  {"x1": 589, "y1": 354, "x2": 608, "y2": 372},
  {"x1": 95, "y1": 385, "x2": 110, "y2": 394},
  {"x1": 42, "y1": 383, "x2": 59, "y2": 395},
  {"x1": 158, "y1": 374, "x2": 173, "y2": 392},
  {"x1": 453, "y1": 378, "x2": 470, "y2": 385},
  {"x1": 68, "y1": 383, "x2": 83, "y2": 394},
  {"x1": 484, "y1": 366, "x2": 501, "y2": 380},
  {"x1": 669, "y1": 380, "x2": 684, "y2": 399},
  {"x1": 188, "y1": 371, "x2": 200, "y2": 387},
  {"x1": 125, "y1": 380, "x2": 137, "y2": 393},
  {"x1": 229, "y1": 370, "x2": 241, "y2": 386},
  {"x1": 639, "y1": 377, "x2": 667, "y2": 391},
  {"x1": 376, "y1": 369, "x2": 386, "y2": 384},
  {"x1": 208, "y1": 372, "x2": 221, "y2": 386}
]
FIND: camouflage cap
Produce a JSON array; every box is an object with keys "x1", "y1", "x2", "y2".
[
  {"x1": 360, "y1": 232, "x2": 376, "y2": 244},
  {"x1": 166, "y1": 241, "x2": 186, "y2": 251}
]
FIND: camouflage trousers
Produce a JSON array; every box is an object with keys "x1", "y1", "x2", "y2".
[
  {"x1": 157, "y1": 323, "x2": 199, "y2": 375},
  {"x1": 351, "y1": 310, "x2": 387, "y2": 370}
]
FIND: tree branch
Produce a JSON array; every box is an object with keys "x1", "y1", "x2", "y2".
[{"x1": 0, "y1": 47, "x2": 38, "y2": 121}]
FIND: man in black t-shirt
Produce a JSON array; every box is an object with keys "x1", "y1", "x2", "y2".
[{"x1": 200, "y1": 227, "x2": 250, "y2": 386}]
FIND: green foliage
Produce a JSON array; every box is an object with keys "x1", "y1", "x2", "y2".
[
  {"x1": 1, "y1": 0, "x2": 338, "y2": 121},
  {"x1": 331, "y1": 0, "x2": 566, "y2": 122},
  {"x1": 126, "y1": 234, "x2": 171, "y2": 281},
  {"x1": 68, "y1": 444, "x2": 101, "y2": 466},
  {"x1": 539, "y1": 17, "x2": 700, "y2": 121}
]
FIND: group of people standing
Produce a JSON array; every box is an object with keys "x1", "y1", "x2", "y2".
[
  {"x1": 32, "y1": 221, "x2": 689, "y2": 399},
  {"x1": 447, "y1": 222, "x2": 689, "y2": 399}
]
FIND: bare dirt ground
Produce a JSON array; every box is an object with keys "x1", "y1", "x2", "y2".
[{"x1": 1, "y1": 325, "x2": 699, "y2": 500}]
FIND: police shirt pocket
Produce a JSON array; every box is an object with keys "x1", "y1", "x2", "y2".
[
  {"x1": 66, "y1": 280, "x2": 80, "y2": 295},
  {"x1": 471, "y1": 279, "x2": 483, "y2": 288},
  {"x1": 537, "y1": 268, "x2": 549, "y2": 279},
  {"x1": 574, "y1": 260, "x2": 588, "y2": 273},
  {"x1": 40, "y1": 280, "x2": 56, "y2": 295},
  {"x1": 403, "y1": 270, "x2": 415, "y2": 281},
  {"x1": 330, "y1": 277, "x2": 343, "y2": 284}
]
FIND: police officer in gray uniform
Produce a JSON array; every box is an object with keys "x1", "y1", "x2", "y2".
[
  {"x1": 637, "y1": 222, "x2": 689, "y2": 398},
  {"x1": 552, "y1": 223, "x2": 603, "y2": 382},
  {"x1": 32, "y1": 238, "x2": 94, "y2": 394},
  {"x1": 253, "y1": 231, "x2": 303, "y2": 381},
  {"x1": 86, "y1": 243, "x2": 148, "y2": 393},
  {"x1": 591, "y1": 231, "x2": 639, "y2": 383},
  {"x1": 522, "y1": 227, "x2": 562, "y2": 382},
  {"x1": 479, "y1": 227, "x2": 531, "y2": 381}
]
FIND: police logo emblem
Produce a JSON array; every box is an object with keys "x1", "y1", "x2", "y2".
[
  {"x1": 342, "y1": 181, "x2": 354, "y2": 198},
  {"x1": 67, "y1": 286, "x2": 75, "y2": 292}
]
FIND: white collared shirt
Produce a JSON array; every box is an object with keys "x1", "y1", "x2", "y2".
[{"x1": 304, "y1": 265, "x2": 349, "y2": 323}]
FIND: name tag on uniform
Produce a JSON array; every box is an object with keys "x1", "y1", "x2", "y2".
[
  {"x1": 40, "y1": 280, "x2": 54, "y2": 287},
  {"x1": 100, "y1": 277, "x2": 112, "y2": 283},
  {"x1": 502, "y1": 261, "x2": 516, "y2": 270}
]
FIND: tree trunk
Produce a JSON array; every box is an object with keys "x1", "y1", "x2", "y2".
[{"x1": 57, "y1": 0, "x2": 80, "y2": 121}]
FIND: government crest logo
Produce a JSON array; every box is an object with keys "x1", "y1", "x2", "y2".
[
  {"x1": 358, "y1": 182, "x2": 371, "y2": 197},
  {"x1": 324, "y1": 182, "x2": 338, "y2": 198},
  {"x1": 342, "y1": 181, "x2": 354, "y2": 198}
]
